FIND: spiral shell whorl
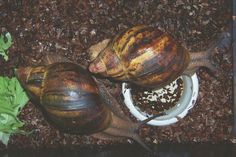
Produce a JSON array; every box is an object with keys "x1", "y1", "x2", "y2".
[
  {"x1": 91, "y1": 25, "x2": 190, "y2": 88},
  {"x1": 40, "y1": 63, "x2": 112, "y2": 134}
]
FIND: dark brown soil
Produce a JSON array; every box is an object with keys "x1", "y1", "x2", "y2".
[{"x1": 0, "y1": 0, "x2": 234, "y2": 150}]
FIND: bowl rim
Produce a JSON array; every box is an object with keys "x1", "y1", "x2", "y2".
[{"x1": 121, "y1": 73, "x2": 199, "y2": 126}]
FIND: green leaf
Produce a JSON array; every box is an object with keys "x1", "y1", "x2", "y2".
[
  {"x1": 0, "y1": 132, "x2": 10, "y2": 146},
  {"x1": 0, "y1": 32, "x2": 13, "y2": 61},
  {"x1": 0, "y1": 33, "x2": 12, "y2": 50},
  {"x1": 0, "y1": 76, "x2": 29, "y2": 145}
]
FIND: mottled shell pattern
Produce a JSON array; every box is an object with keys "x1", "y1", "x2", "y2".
[
  {"x1": 17, "y1": 62, "x2": 111, "y2": 134},
  {"x1": 90, "y1": 25, "x2": 190, "y2": 88}
]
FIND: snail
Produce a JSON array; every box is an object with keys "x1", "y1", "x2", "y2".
[
  {"x1": 16, "y1": 55, "x2": 163, "y2": 151},
  {"x1": 88, "y1": 25, "x2": 221, "y2": 88}
]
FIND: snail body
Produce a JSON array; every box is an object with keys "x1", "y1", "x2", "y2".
[
  {"x1": 89, "y1": 25, "x2": 218, "y2": 88},
  {"x1": 16, "y1": 59, "x2": 159, "y2": 150}
]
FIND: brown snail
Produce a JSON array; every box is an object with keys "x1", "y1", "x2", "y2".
[
  {"x1": 16, "y1": 55, "x2": 162, "y2": 151},
  {"x1": 88, "y1": 25, "x2": 220, "y2": 88}
]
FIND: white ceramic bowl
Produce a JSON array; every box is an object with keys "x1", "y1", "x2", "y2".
[{"x1": 122, "y1": 74, "x2": 199, "y2": 126}]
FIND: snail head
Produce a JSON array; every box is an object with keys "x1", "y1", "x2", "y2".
[{"x1": 16, "y1": 66, "x2": 46, "y2": 101}]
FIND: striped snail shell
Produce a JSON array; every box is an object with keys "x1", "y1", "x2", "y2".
[
  {"x1": 16, "y1": 56, "x2": 167, "y2": 151},
  {"x1": 17, "y1": 62, "x2": 111, "y2": 134},
  {"x1": 89, "y1": 25, "x2": 190, "y2": 88}
]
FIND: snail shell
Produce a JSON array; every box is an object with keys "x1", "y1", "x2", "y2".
[
  {"x1": 16, "y1": 56, "x2": 166, "y2": 151},
  {"x1": 89, "y1": 25, "x2": 190, "y2": 88},
  {"x1": 17, "y1": 62, "x2": 111, "y2": 134}
]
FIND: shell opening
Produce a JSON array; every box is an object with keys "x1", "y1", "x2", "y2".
[{"x1": 89, "y1": 59, "x2": 107, "y2": 74}]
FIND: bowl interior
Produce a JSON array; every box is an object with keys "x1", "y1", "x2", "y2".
[{"x1": 122, "y1": 74, "x2": 199, "y2": 126}]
